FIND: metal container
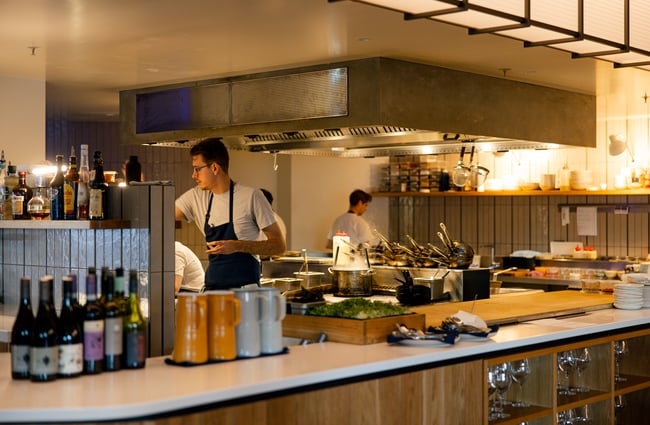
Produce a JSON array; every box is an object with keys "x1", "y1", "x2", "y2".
[
  {"x1": 273, "y1": 278, "x2": 302, "y2": 293},
  {"x1": 293, "y1": 271, "x2": 324, "y2": 288},
  {"x1": 413, "y1": 277, "x2": 444, "y2": 300},
  {"x1": 329, "y1": 268, "x2": 374, "y2": 297}
]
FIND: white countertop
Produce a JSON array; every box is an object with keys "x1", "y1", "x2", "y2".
[{"x1": 1, "y1": 307, "x2": 650, "y2": 423}]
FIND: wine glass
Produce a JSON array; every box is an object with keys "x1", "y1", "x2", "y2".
[
  {"x1": 558, "y1": 351, "x2": 577, "y2": 396},
  {"x1": 492, "y1": 362, "x2": 512, "y2": 419},
  {"x1": 510, "y1": 358, "x2": 531, "y2": 407},
  {"x1": 574, "y1": 348, "x2": 592, "y2": 393},
  {"x1": 615, "y1": 394, "x2": 626, "y2": 425},
  {"x1": 487, "y1": 369, "x2": 499, "y2": 422},
  {"x1": 614, "y1": 340, "x2": 629, "y2": 383}
]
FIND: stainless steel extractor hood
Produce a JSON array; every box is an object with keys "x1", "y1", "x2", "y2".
[{"x1": 119, "y1": 57, "x2": 596, "y2": 158}]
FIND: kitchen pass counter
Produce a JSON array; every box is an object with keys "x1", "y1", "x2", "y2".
[{"x1": 1, "y1": 304, "x2": 650, "y2": 423}]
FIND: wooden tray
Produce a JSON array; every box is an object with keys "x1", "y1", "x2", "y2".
[{"x1": 283, "y1": 313, "x2": 426, "y2": 345}]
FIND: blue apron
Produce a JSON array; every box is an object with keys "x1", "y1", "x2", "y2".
[{"x1": 204, "y1": 181, "x2": 261, "y2": 290}]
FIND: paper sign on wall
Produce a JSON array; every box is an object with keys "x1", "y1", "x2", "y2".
[{"x1": 576, "y1": 207, "x2": 597, "y2": 236}]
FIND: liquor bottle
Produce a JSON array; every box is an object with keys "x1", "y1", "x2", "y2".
[
  {"x1": 49, "y1": 154, "x2": 65, "y2": 220},
  {"x1": 125, "y1": 155, "x2": 142, "y2": 184},
  {"x1": 4, "y1": 164, "x2": 18, "y2": 220},
  {"x1": 27, "y1": 175, "x2": 50, "y2": 220},
  {"x1": 0, "y1": 150, "x2": 7, "y2": 220},
  {"x1": 11, "y1": 170, "x2": 32, "y2": 220},
  {"x1": 114, "y1": 267, "x2": 128, "y2": 317},
  {"x1": 69, "y1": 274, "x2": 85, "y2": 333},
  {"x1": 83, "y1": 267, "x2": 104, "y2": 374},
  {"x1": 11, "y1": 277, "x2": 34, "y2": 379},
  {"x1": 76, "y1": 144, "x2": 90, "y2": 220},
  {"x1": 88, "y1": 150, "x2": 107, "y2": 220},
  {"x1": 102, "y1": 269, "x2": 123, "y2": 371},
  {"x1": 124, "y1": 270, "x2": 146, "y2": 369},
  {"x1": 57, "y1": 276, "x2": 83, "y2": 378},
  {"x1": 30, "y1": 276, "x2": 59, "y2": 382},
  {"x1": 64, "y1": 146, "x2": 79, "y2": 220}
]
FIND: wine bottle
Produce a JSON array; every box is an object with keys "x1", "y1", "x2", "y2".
[
  {"x1": 64, "y1": 146, "x2": 79, "y2": 220},
  {"x1": 0, "y1": 150, "x2": 7, "y2": 220},
  {"x1": 11, "y1": 170, "x2": 32, "y2": 220},
  {"x1": 102, "y1": 269, "x2": 123, "y2": 371},
  {"x1": 57, "y1": 276, "x2": 83, "y2": 378},
  {"x1": 30, "y1": 276, "x2": 59, "y2": 382},
  {"x1": 4, "y1": 163, "x2": 17, "y2": 220},
  {"x1": 83, "y1": 267, "x2": 104, "y2": 374},
  {"x1": 114, "y1": 267, "x2": 128, "y2": 317},
  {"x1": 69, "y1": 274, "x2": 85, "y2": 333},
  {"x1": 76, "y1": 144, "x2": 90, "y2": 220},
  {"x1": 49, "y1": 154, "x2": 65, "y2": 220},
  {"x1": 124, "y1": 270, "x2": 146, "y2": 369},
  {"x1": 88, "y1": 150, "x2": 107, "y2": 220},
  {"x1": 11, "y1": 277, "x2": 34, "y2": 379}
]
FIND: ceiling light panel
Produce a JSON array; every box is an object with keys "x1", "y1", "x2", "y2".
[
  {"x1": 429, "y1": 0, "x2": 524, "y2": 29},
  {"x1": 630, "y1": 2, "x2": 650, "y2": 50},
  {"x1": 344, "y1": 0, "x2": 650, "y2": 72},
  {"x1": 354, "y1": 0, "x2": 456, "y2": 14}
]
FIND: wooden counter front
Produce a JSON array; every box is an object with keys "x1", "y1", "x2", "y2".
[{"x1": 411, "y1": 290, "x2": 614, "y2": 328}]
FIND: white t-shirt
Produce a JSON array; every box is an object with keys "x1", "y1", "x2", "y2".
[
  {"x1": 327, "y1": 212, "x2": 374, "y2": 246},
  {"x1": 175, "y1": 183, "x2": 277, "y2": 241},
  {"x1": 175, "y1": 242, "x2": 205, "y2": 292},
  {"x1": 274, "y1": 211, "x2": 287, "y2": 241}
]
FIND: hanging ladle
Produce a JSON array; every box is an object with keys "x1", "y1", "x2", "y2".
[{"x1": 452, "y1": 146, "x2": 471, "y2": 188}]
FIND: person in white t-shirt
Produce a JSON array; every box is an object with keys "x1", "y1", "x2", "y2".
[
  {"x1": 175, "y1": 241, "x2": 205, "y2": 293},
  {"x1": 175, "y1": 138, "x2": 285, "y2": 290},
  {"x1": 326, "y1": 189, "x2": 374, "y2": 249},
  {"x1": 260, "y1": 188, "x2": 287, "y2": 241}
]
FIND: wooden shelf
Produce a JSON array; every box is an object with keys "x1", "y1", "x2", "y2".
[
  {"x1": 372, "y1": 189, "x2": 650, "y2": 197},
  {"x1": 0, "y1": 219, "x2": 130, "y2": 230}
]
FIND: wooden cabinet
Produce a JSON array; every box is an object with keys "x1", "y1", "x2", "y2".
[{"x1": 484, "y1": 329, "x2": 650, "y2": 425}]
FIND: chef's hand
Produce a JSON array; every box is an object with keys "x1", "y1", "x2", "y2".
[{"x1": 206, "y1": 240, "x2": 238, "y2": 255}]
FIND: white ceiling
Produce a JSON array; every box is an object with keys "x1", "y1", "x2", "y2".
[{"x1": 2, "y1": 0, "x2": 646, "y2": 121}]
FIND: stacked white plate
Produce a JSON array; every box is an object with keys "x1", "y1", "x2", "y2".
[
  {"x1": 613, "y1": 283, "x2": 644, "y2": 310},
  {"x1": 569, "y1": 170, "x2": 593, "y2": 190}
]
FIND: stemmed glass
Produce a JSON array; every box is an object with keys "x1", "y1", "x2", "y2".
[
  {"x1": 614, "y1": 340, "x2": 629, "y2": 383},
  {"x1": 487, "y1": 370, "x2": 499, "y2": 422},
  {"x1": 615, "y1": 394, "x2": 626, "y2": 425},
  {"x1": 488, "y1": 363, "x2": 512, "y2": 419},
  {"x1": 574, "y1": 348, "x2": 592, "y2": 393},
  {"x1": 558, "y1": 351, "x2": 577, "y2": 396},
  {"x1": 510, "y1": 358, "x2": 531, "y2": 407}
]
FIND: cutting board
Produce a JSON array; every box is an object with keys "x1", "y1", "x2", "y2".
[
  {"x1": 283, "y1": 313, "x2": 426, "y2": 345},
  {"x1": 411, "y1": 290, "x2": 614, "y2": 327}
]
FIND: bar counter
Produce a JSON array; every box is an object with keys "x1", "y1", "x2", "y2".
[{"x1": 1, "y1": 304, "x2": 649, "y2": 423}]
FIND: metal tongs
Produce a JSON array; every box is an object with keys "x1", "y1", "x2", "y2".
[{"x1": 393, "y1": 324, "x2": 455, "y2": 343}]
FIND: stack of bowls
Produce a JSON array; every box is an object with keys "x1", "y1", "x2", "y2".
[{"x1": 569, "y1": 170, "x2": 593, "y2": 190}]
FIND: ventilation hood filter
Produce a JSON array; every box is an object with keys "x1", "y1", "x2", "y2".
[{"x1": 120, "y1": 58, "x2": 595, "y2": 157}]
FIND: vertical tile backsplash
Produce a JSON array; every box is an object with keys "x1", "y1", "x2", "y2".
[{"x1": 390, "y1": 194, "x2": 650, "y2": 261}]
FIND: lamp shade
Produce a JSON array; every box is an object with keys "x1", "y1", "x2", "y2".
[{"x1": 608, "y1": 134, "x2": 627, "y2": 156}]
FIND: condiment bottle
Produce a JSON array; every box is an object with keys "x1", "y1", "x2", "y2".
[
  {"x1": 559, "y1": 162, "x2": 571, "y2": 191},
  {"x1": 11, "y1": 170, "x2": 32, "y2": 220}
]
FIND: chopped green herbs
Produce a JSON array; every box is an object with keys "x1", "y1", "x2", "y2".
[{"x1": 308, "y1": 298, "x2": 411, "y2": 319}]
